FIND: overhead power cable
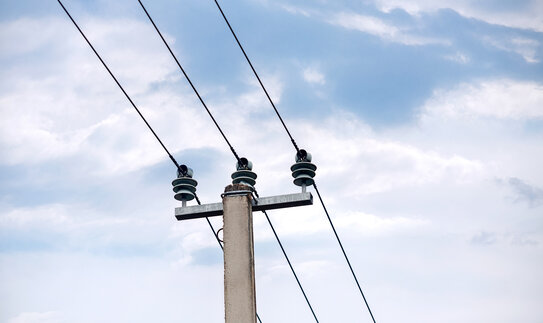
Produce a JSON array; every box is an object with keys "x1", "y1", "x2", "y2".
[
  {"x1": 137, "y1": 1, "x2": 319, "y2": 321},
  {"x1": 313, "y1": 184, "x2": 377, "y2": 322},
  {"x1": 198, "y1": 191, "x2": 263, "y2": 323},
  {"x1": 262, "y1": 211, "x2": 318, "y2": 322},
  {"x1": 136, "y1": 0, "x2": 240, "y2": 163},
  {"x1": 212, "y1": 1, "x2": 377, "y2": 322},
  {"x1": 256, "y1": 197, "x2": 320, "y2": 322},
  {"x1": 212, "y1": 0, "x2": 300, "y2": 154},
  {"x1": 56, "y1": 0, "x2": 180, "y2": 170},
  {"x1": 195, "y1": 195, "x2": 223, "y2": 251},
  {"x1": 55, "y1": 3, "x2": 260, "y2": 321}
]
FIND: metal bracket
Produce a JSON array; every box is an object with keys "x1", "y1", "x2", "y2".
[
  {"x1": 221, "y1": 190, "x2": 253, "y2": 198},
  {"x1": 175, "y1": 192, "x2": 313, "y2": 221}
]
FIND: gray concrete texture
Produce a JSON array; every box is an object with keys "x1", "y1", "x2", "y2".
[{"x1": 223, "y1": 184, "x2": 257, "y2": 323}]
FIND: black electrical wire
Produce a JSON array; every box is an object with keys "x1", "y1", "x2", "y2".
[
  {"x1": 56, "y1": 4, "x2": 260, "y2": 321},
  {"x1": 56, "y1": 0, "x2": 181, "y2": 171},
  {"x1": 195, "y1": 194, "x2": 224, "y2": 250},
  {"x1": 137, "y1": 2, "x2": 319, "y2": 322},
  {"x1": 203, "y1": 195, "x2": 265, "y2": 323},
  {"x1": 137, "y1": 0, "x2": 240, "y2": 163},
  {"x1": 250, "y1": 190, "x2": 319, "y2": 322},
  {"x1": 313, "y1": 184, "x2": 376, "y2": 323},
  {"x1": 211, "y1": 0, "x2": 300, "y2": 154},
  {"x1": 211, "y1": 1, "x2": 377, "y2": 322},
  {"x1": 261, "y1": 208, "x2": 319, "y2": 323},
  {"x1": 202, "y1": 191, "x2": 263, "y2": 323}
]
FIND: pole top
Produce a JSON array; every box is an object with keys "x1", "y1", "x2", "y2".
[{"x1": 224, "y1": 183, "x2": 252, "y2": 193}]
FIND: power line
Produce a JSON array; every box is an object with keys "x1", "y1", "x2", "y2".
[
  {"x1": 212, "y1": 0, "x2": 300, "y2": 154},
  {"x1": 137, "y1": 0, "x2": 240, "y2": 163},
  {"x1": 195, "y1": 194, "x2": 224, "y2": 250},
  {"x1": 55, "y1": 4, "x2": 259, "y2": 321},
  {"x1": 137, "y1": 1, "x2": 319, "y2": 321},
  {"x1": 250, "y1": 187, "x2": 319, "y2": 322},
  {"x1": 313, "y1": 184, "x2": 377, "y2": 323},
  {"x1": 211, "y1": 1, "x2": 377, "y2": 322},
  {"x1": 56, "y1": 0, "x2": 180, "y2": 171},
  {"x1": 257, "y1": 204, "x2": 319, "y2": 322}
]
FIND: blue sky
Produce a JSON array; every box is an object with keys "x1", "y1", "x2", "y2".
[{"x1": 1, "y1": 0, "x2": 543, "y2": 322}]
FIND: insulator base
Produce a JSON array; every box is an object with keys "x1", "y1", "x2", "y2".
[
  {"x1": 291, "y1": 161, "x2": 317, "y2": 187},
  {"x1": 231, "y1": 169, "x2": 257, "y2": 189},
  {"x1": 172, "y1": 176, "x2": 198, "y2": 202},
  {"x1": 174, "y1": 190, "x2": 196, "y2": 202}
]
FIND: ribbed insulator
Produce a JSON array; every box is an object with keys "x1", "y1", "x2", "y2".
[
  {"x1": 172, "y1": 165, "x2": 197, "y2": 202},
  {"x1": 231, "y1": 157, "x2": 257, "y2": 190},
  {"x1": 291, "y1": 149, "x2": 317, "y2": 186}
]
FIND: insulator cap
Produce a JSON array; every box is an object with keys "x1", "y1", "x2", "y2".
[
  {"x1": 291, "y1": 150, "x2": 317, "y2": 186},
  {"x1": 232, "y1": 158, "x2": 257, "y2": 189},
  {"x1": 236, "y1": 157, "x2": 253, "y2": 171},
  {"x1": 177, "y1": 164, "x2": 194, "y2": 178},
  {"x1": 295, "y1": 149, "x2": 312, "y2": 163},
  {"x1": 172, "y1": 165, "x2": 197, "y2": 202}
]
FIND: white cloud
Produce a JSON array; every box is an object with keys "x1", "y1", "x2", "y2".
[
  {"x1": 0, "y1": 203, "x2": 148, "y2": 231},
  {"x1": 503, "y1": 177, "x2": 543, "y2": 208},
  {"x1": 444, "y1": 52, "x2": 470, "y2": 64},
  {"x1": 510, "y1": 37, "x2": 540, "y2": 63},
  {"x1": 331, "y1": 12, "x2": 398, "y2": 39},
  {"x1": 2, "y1": 10, "x2": 543, "y2": 323},
  {"x1": 0, "y1": 204, "x2": 72, "y2": 227},
  {"x1": 421, "y1": 79, "x2": 543, "y2": 120},
  {"x1": 0, "y1": 199, "x2": 178, "y2": 258},
  {"x1": 0, "y1": 253, "x2": 225, "y2": 322},
  {"x1": 373, "y1": 0, "x2": 543, "y2": 32},
  {"x1": 0, "y1": 17, "x2": 247, "y2": 175},
  {"x1": 294, "y1": 260, "x2": 332, "y2": 278},
  {"x1": 8, "y1": 312, "x2": 65, "y2": 323},
  {"x1": 0, "y1": 18, "x2": 65, "y2": 58},
  {"x1": 239, "y1": 72, "x2": 284, "y2": 109},
  {"x1": 302, "y1": 67, "x2": 325, "y2": 85},
  {"x1": 279, "y1": 4, "x2": 312, "y2": 17},
  {"x1": 484, "y1": 35, "x2": 540, "y2": 63},
  {"x1": 328, "y1": 12, "x2": 448, "y2": 46},
  {"x1": 261, "y1": 207, "x2": 426, "y2": 238},
  {"x1": 337, "y1": 212, "x2": 427, "y2": 234},
  {"x1": 285, "y1": 113, "x2": 484, "y2": 197},
  {"x1": 0, "y1": 17, "x2": 178, "y2": 169}
]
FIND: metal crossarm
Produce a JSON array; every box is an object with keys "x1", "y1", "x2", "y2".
[{"x1": 175, "y1": 192, "x2": 313, "y2": 220}]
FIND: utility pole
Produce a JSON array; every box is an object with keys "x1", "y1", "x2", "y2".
[
  {"x1": 222, "y1": 183, "x2": 257, "y2": 323},
  {"x1": 172, "y1": 153, "x2": 316, "y2": 323}
]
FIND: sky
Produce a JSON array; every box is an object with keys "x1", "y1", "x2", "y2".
[{"x1": 1, "y1": 0, "x2": 542, "y2": 322}]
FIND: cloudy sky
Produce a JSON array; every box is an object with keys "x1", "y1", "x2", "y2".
[{"x1": 1, "y1": 0, "x2": 542, "y2": 322}]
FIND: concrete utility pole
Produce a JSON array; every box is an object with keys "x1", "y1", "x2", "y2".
[
  {"x1": 173, "y1": 153, "x2": 316, "y2": 323},
  {"x1": 174, "y1": 185, "x2": 313, "y2": 323},
  {"x1": 222, "y1": 183, "x2": 257, "y2": 323}
]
